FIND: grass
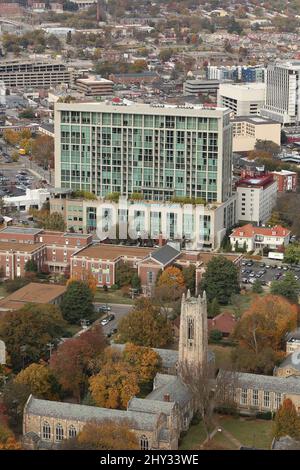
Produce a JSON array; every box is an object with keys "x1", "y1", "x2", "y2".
[
  {"x1": 94, "y1": 290, "x2": 134, "y2": 305},
  {"x1": 218, "y1": 415, "x2": 274, "y2": 449},
  {"x1": 0, "y1": 284, "x2": 7, "y2": 299},
  {"x1": 219, "y1": 291, "x2": 266, "y2": 318},
  {"x1": 179, "y1": 421, "x2": 207, "y2": 450},
  {"x1": 206, "y1": 431, "x2": 235, "y2": 450},
  {"x1": 64, "y1": 324, "x2": 82, "y2": 336}
]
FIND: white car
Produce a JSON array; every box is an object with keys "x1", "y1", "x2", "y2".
[{"x1": 100, "y1": 318, "x2": 109, "y2": 326}]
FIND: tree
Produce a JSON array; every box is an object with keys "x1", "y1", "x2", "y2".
[
  {"x1": 252, "y1": 279, "x2": 263, "y2": 294},
  {"x1": 50, "y1": 324, "x2": 106, "y2": 402},
  {"x1": 14, "y1": 363, "x2": 58, "y2": 400},
  {"x1": 62, "y1": 420, "x2": 139, "y2": 450},
  {"x1": 63, "y1": 1, "x2": 79, "y2": 11},
  {"x1": 89, "y1": 349, "x2": 140, "y2": 409},
  {"x1": 115, "y1": 262, "x2": 136, "y2": 288},
  {"x1": 159, "y1": 48, "x2": 175, "y2": 62},
  {"x1": 254, "y1": 139, "x2": 281, "y2": 156},
  {"x1": 31, "y1": 135, "x2": 54, "y2": 169},
  {"x1": 209, "y1": 329, "x2": 222, "y2": 342},
  {"x1": 4, "y1": 277, "x2": 30, "y2": 293},
  {"x1": 200, "y1": 256, "x2": 240, "y2": 305},
  {"x1": 273, "y1": 399, "x2": 300, "y2": 440},
  {"x1": 156, "y1": 266, "x2": 185, "y2": 299},
  {"x1": 24, "y1": 259, "x2": 38, "y2": 273},
  {"x1": 284, "y1": 244, "x2": 300, "y2": 264},
  {"x1": 122, "y1": 343, "x2": 161, "y2": 385},
  {"x1": 60, "y1": 280, "x2": 94, "y2": 324},
  {"x1": 19, "y1": 108, "x2": 35, "y2": 119},
  {"x1": 0, "y1": 304, "x2": 66, "y2": 371},
  {"x1": 207, "y1": 298, "x2": 220, "y2": 318},
  {"x1": 118, "y1": 298, "x2": 173, "y2": 348},
  {"x1": 271, "y1": 272, "x2": 300, "y2": 304},
  {"x1": 33, "y1": 210, "x2": 66, "y2": 231},
  {"x1": 233, "y1": 295, "x2": 297, "y2": 373},
  {"x1": 0, "y1": 422, "x2": 21, "y2": 450},
  {"x1": 182, "y1": 265, "x2": 196, "y2": 295},
  {"x1": 2, "y1": 381, "x2": 31, "y2": 433}
]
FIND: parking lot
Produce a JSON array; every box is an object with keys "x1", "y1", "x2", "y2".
[
  {"x1": 240, "y1": 258, "x2": 300, "y2": 287},
  {"x1": 0, "y1": 164, "x2": 41, "y2": 198}
]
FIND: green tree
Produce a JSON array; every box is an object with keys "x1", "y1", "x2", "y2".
[
  {"x1": 209, "y1": 329, "x2": 223, "y2": 343},
  {"x1": 43, "y1": 212, "x2": 66, "y2": 231},
  {"x1": 271, "y1": 272, "x2": 300, "y2": 304},
  {"x1": 200, "y1": 256, "x2": 240, "y2": 305},
  {"x1": 0, "y1": 304, "x2": 66, "y2": 370},
  {"x1": 4, "y1": 277, "x2": 30, "y2": 293},
  {"x1": 182, "y1": 265, "x2": 196, "y2": 295},
  {"x1": 207, "y1": 298, "x2": 221, "y2": 318},
  {"x1": 61, "y1": 280, "x2": 94, "y2": 324},
  {"x1": 2, "y1": 381, "x2": 31, "y2": 433},
  {"x1": 284, "y1": 244, "x2": 300, "y2": 264},
  {"x1": 115, "y1": 262, "x2": 135, "y2": 288},
  {"x1": 24, "y1": 259, "x2": 38, "y2": 273},
  {"x1": 118, "y1": 298, "x2": 172, "y2": 348},
  {"x1": 273, "y1": 399, "x2": 300, "y2": 440},
  {"x1": 252, "y1": 279, "x2": 263, "y2": 294}
]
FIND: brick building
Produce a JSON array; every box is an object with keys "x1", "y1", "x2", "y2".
[
  {"x1": 0, "y1": 282, "x2": 66, "y2": 312},
  {"x1": 0, "y1": 227, "x2": 92, "y2": 279},
  {"x1": 271, "y1": 170, "x2": 297, "y2": 193}
]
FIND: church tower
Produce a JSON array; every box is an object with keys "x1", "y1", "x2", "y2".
[{"x1": 178, "y1": 290, "x2": 208, "y2": 369}]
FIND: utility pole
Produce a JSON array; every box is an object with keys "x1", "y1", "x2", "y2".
[{"x1": 47, "y1": 342, "x2": 54, "y2": 359}]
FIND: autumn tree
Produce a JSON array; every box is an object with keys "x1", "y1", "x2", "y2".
[
  {"x1": 156, "y1": 266, "x2": 185, "y2": 300},
  {"x1": 32, "y1": 135, "x2": 54, "y2": 169},
  {"x1": 122, "y1": 343, "x2": 161, "y2": 385},
  {"x1": 270, "y1": 272, "x2": 300, "y2": 304},
  {"x1": 62, "y1": 420, "x2": 139, "y2": 450},
  {"x1": 0, "y1": 304, "x2": 66, "y2": 371},
  {"x1": 233, "y1": 295, "x2": 297, "y2": 373},
  {"x1": 60, "y1": 280, "x2": 95, "y2": 324},
  {"x1": 14, "y1": 363, "x2": 59, "y2": 400},
  {"x1": 254, "y1": 139, "x2": 280, "y2": 156},
  {"x1": 2, "y1": 381, "x2": 31, "y2": 433},
  {"x1": 182, "y1": 265, "x2": 196, "y2": 295},
  {"x1": 0, "y1": 422, "x2": 21, "y2": 450},
  {"x1": 273, "y1": 399, "x2": 300, "y2": 440},
  {"x1": 50, "y1": 324, "x2": 106, "y2": 402},
  {"x1": 89, "y1": 348, "x2": 140, "y2": 409},
  {"x1": 68, "y1": 272, "x2": 98, "y2": 295},
  {"x1": 118, "y1": 298, "x2": 173, "y2": 348},
  {"x1": 200, "y1": 256, "x2": 240, "y2": 305}
]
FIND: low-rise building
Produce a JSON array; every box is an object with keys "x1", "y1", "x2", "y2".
[
  {"x1": 286, "y1": 328, "x2": 300, "y2": 355},
  {"x1": 271, "y1": 170, "x2": 297, "y2": 193},
  {"x1": 236, "y1": 174, "x2": 277, "y2": 224},
  {"x1": 0, "y1": 282, "x2": 66, "y2": 312},
  {"x1": 232, "y1": 116, "x2": 281, "y2": 153},
  {"x1": 208, "y1": 311, "x2": 237, "y2": 338},
  {"x1": 76, "y1": 76, "x2": 114, "y2": 97},
  {"x1": 3, "y1": 189, "x2": 51, "y2": 212},
  {"x1": 230, "y1": 224, "x2": 291, "y2": 252},
  {"x1": 183, "y1": 79, "x2": 220, "y2": 97}
]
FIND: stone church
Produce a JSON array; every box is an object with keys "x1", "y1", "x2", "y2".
[{"x1": 23, "y1": 291, "x2": 213, "y2": 450}]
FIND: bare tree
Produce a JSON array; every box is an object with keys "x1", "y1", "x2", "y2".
[{"x1": 179, "y1": 361, "x2": 239, "y2": 439}]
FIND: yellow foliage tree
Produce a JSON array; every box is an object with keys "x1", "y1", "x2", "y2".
[
  {"x1": 14, "y1": 363, "x2": 56, "y2": 400},
  {"x1": 68, "y1": 272, "x2": 98, "y2": 294},
  {"x1": 157, "y1": 266, "x2": 185, "y2": 288},
  {"x1": 123, "y1": 343, "x2": 161, "y2": 384}
]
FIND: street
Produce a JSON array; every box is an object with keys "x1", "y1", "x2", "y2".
[{"x1": 95, "y1": 303, "x2": 133, "y2": 336}]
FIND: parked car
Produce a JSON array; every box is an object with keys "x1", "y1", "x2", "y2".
[
  {"x1": 107, "y1": 314, "x2": 115, "y2": 322},
  {"x1": 100, "y1": 317, "x2": 109, "y2": 326},
  {"x1": 96, "y1": 304, "x2": 111, "y2": 313}
]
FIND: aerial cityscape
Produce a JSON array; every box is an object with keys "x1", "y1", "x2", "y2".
[{"x1": 1, "y1": 0, "x2": 300, "y2": 454}]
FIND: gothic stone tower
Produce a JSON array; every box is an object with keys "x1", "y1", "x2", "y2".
[{"x1": 178, "y1": 290, "x2": 208, "y2": 369}]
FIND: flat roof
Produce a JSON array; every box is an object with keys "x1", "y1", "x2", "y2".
[
  {"x1": 0, "y1": 242, "x2": 44, "y2": 253},
  {"x1": 0, "y1": 227, "x2": 43, "y2": 235},
  {"x1": 0, "y1": 282, "x2": 66, "y2": 311},
  {"x1": 232, "y1": 115, "x2": 279, "y2": 125},
  {"x1": 73, "y1": 244, "x2": 153, "y2": 261}
]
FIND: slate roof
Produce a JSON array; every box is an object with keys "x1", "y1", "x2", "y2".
[
  {"x1": 25, "y1": 396, "x2": 159, "y2": 431},
  {"x1": 286, "y1": 328, "x2": 300, "y2": 342},
  {"x1": 127, "y1": 397, "x2": 176, "y2": 415},
  {"x1": 147, "y1": 374, "x2": 192, "y2": 407},
  {"x1": 219, "y1": 370, "x2": 300, "y2": 394},
  {"x1": 272, "y1": 436, "x2": 300, "y2": 450},
  {"x1": 150, "y1": 244, "x2": 180, "y2": 266}
]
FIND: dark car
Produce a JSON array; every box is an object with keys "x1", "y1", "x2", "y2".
[
  {"x1": 96, "y1": 304, "x2": 111, "y2": 313},
  {"x1": 107, "y1": 314, "x2": 115, "y2": 322}
]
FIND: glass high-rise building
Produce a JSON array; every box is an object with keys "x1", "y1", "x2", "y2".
[{"x1": 55, "y1": 101, "x2": 233, "y2": 203}]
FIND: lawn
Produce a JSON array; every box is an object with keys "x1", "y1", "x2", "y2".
[
  {"x1": 219, "y1": 291, "x2": 266, "y2": 318},
  {"x1": 218, "y1": 415, "x2": 274, "y2": 449},
  {"x1": 179, "y1": 421, "x2": 207, "y2": 450},
  {"x1": 209, "y1": 344, "x2": 235, "y2": 369},
  {"x1": 0, "y1": 284, "x2": 7, "y2": 299},
  {"x1": 64, "y1": 324, "x2": 82, "y2": 336},
  {"x1": 94, "y1": 290, "x2": 134, "y2": 305}
]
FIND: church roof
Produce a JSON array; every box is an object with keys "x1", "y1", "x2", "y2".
[
  {"x1": 219, "y1": 370, "x2": 300, "y2": 394},
  {"x1": 127, "y1": 397, "x2": 176, "y2": 415},
  {"x1": 276, "y1": 353, "x2": 300, "y2": 372},
  {"x1": 147, "y1": 374, "x2": 192, "y2": 407},
  {"x1": 25, "y1": 396, "x2": 160, "y2": 431},
  {"x1": 149, "y1": 244, "x2": 180, "y2": 266}
]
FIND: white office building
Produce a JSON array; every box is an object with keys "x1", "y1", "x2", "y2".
[
  {"x1": 218, "y1": 83, "x2": 266, "y2": 117},
  {"x1": 261, "y1": 61, "x2": 300, "y2": 125},
  {"x1": 236, "y1": 175, "x2": 277, "y2": 224}
]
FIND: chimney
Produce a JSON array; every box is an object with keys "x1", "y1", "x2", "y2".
[
  {"x1": 158, "y1": 233, "x2": 164, "y2": 247},
  {"x1": 163, "y1": 394, "x2": 170, "y2": 402}
]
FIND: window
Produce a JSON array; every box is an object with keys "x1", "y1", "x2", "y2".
[
  {"x1": 275, "y1": 393, "x2": 282, "y2": 409},
  {"x1": 263, "y1": 391, "x2": 270, "y2": 408},
  {"x1": 68, "y1": 425, "x2": 77, "y2": 438},
  {"x1": 241, "y1": 388, "x2": 248, "y2": 405},
  {"x1": 188, "y1": 317, "x2": 194, "y2": 341},
  {"x1": 55, "y1": 423, "x2": 64, "y2": 441},
  {"x1": 140, "y1": 435, "x2": 149, "y2": 450},
  {"x1": 42, "y1": 421, "x2": 51, "y2": 440},
  {"x1": 252, "y1": 389, "x2": 259, "y2": 406},
  {"x1": 147, "y1": 271, "x2": 153, "y2": 285}
]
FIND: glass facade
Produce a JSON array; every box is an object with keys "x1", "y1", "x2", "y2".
[{"x1": 59, "y1": 109, "x2": 226, "y2": 202}]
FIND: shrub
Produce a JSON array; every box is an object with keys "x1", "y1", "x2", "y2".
[{"x1": 256, "y1": 411, "x2": 272, "y2": 420}]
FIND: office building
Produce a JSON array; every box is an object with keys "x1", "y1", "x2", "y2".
[
  {"x1": 207, "y1": 65, "x2": 265, "y2": 83},
  {"x1": 183, "y1": 79, "x2": 220, "y2": 97},
  {"x1": 0, "y1": 60, "x2": 76, "y2": 89},
  {"x1": 54, "y1": 100, "x2": 233, "y2": 204},
  {"x1": 261, "y1": 61, "x2": 300, "y2": 125},
  {"x1": 76, "y1": 76, "x2": 114, "y2": 97},
  {"x1": 232, "y1": 116, "x2": 281, "y2": 152},
  {"x1": 218, "y1": 83, "x2": 266, "y2": 117},
  {"x1": 236, "y1": 174, "x2": 277, "y2": 224}
]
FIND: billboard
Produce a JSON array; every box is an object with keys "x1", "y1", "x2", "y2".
[{"x1": 268, "y1": 252, "x2": 284, "y2": 260}]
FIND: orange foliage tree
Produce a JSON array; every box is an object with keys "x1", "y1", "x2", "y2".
[
  {"x1": 157, "y1": 266, "x2": 185, "y2": 290},
  {"x1": 67, "y1": 272, "x2": 98, "y2": 294}
]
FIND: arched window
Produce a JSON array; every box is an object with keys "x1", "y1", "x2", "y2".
[
  {"x1": 188, "y1": 317, "x2": 194, "y2": 340},
  {"x1": 140, "y1": 435, "x2": 149, "y2": 450},
  {"x1": 68, "y1": 425, "x2": 77, "y2": 439},
  {"x1": 55, "y1": 423, "x2": 64, "y2": 441},
  {"x1": 42, "y1": 421, "x2": 51, "y2": 440}
]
